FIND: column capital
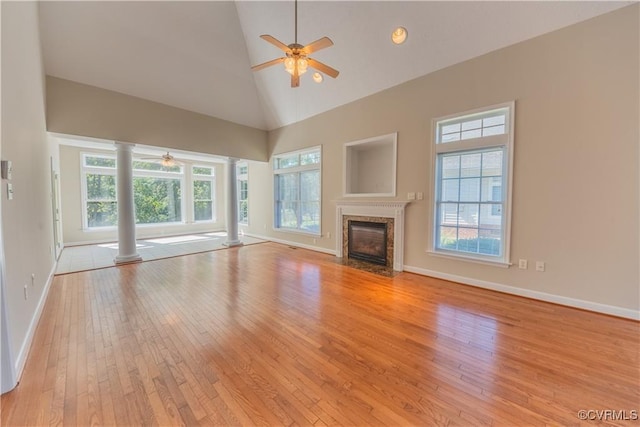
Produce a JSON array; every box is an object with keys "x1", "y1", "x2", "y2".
[{"x1": 114, "y1": 141, "x2": 135, "y2": 150}]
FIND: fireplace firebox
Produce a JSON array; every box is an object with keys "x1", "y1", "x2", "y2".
[{"x1": 348, "y1": 221, "x2": 387, "y2": 266}]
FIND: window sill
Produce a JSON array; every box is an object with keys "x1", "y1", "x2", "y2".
[
  {"x1": 427, "y1": 249, "x2": 511, "y2": 268},
  {"x1": 274, "y1": 227, "x2": 321, "y2": 237}
]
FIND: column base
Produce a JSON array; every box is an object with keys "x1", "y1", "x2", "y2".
[
  {"x1": 114, "y1": 254, "x2": 142, "y2": 264},
  {"x1": 223, "y1": 240, "x2": 243, "y2": 248}
]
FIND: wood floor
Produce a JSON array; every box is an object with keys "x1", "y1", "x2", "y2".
[{"x1": 2, "y1": 242, "x2": 638, "y2": 426}]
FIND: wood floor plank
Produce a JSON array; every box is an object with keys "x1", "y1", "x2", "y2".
[{"x1": 2, "y1": 242, "x2": 638, "y2": 426}]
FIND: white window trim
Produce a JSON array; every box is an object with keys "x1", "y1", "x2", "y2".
[
  {"x1": 273, "y1": 146, "x2": 322, "y2": 236},
  {"x1": 80, "y1": 154, "x2": 117, "y2": 230},
  {"x1": 192, "y1": 164, "x2": 216, "y2": 223},
  {"x1": 80, "y1": 153, "x2": 220, "y2": 229},
  {"x1": 237, "y1": 162, "x2": 249, "y2": 225},
  {"x1": 428, "y1": 101, "x2": 515, "y2": 267}
]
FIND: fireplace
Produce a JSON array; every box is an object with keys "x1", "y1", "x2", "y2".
[
  {"x1": 348, "y1": 221, "x2": 387, "y2": 265},
  {"x1": 335, "y1": 200, "x2": 408, "y2": 272}
]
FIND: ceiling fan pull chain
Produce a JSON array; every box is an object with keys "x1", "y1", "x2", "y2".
[{"x1": 294, "y1": 0, "x2": 298, "y2": 44}]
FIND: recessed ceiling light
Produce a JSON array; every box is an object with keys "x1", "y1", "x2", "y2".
[
  {"x1": 391, "y1": 27, "x2": 408, "y2": 45},
  {"x1": 313, "y1": 72, "x2": 323, "y2": 83}
]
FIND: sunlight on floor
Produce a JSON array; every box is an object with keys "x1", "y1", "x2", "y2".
[
  {"x1": 146, "y1": 235, "x2": 213, "y2": 244},
  {"x1": 55, "y1": 232, "x2": 265, "y2": 274}
]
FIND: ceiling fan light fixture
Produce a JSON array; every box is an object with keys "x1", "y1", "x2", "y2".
[
  {"x1": 251, "y1": 0, "x2": 338, "y2": 87},
  {"x1": 313, "y1": 72, "x2": 323, "y2": 83},
  {"x1": 284, "y1": 57, "x2": 296, "y2": 74},
  {"x1": 297, "y1": 57, "x2": 309, "y2": 74},
  {"x1": 161, "y1": 152, "x2": 175, "y2": 167},
  {"x1": 392, "y1": 26, "x2": 408, "y2": 45}
]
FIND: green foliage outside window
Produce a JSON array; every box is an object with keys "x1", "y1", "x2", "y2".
[
  {"x1": 193, "y1": 180, "x2": 213, "y2": 221},
  {"x1": 133, "y1": 177, "x2": 182, "y2": 224},
  {"x1": 85, "y1": 173, "x2": 183, "y2": 226}
]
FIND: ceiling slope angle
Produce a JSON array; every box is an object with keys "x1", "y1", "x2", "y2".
[
  {"x1": 40, "y1": 1, "x2": 633, "y2": 132},
  {"x1": 236, "y1": 0, "x2": 632, "y2": 130},
  {"x1": 39, "y1": 1, "x2": 268, "y2": 130}
]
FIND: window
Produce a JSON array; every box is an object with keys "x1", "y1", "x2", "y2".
[
  {"x1": 273, "y1": 147, "x2": 321, "y2": 234},
  {"x1": 237, "y1": 163, "x2": 248, "y2": 225},
  {"x1": 84, "y1": 156, "x2": 117, "y2": 227},
  {"x1": 81, "y1": 154, "x2": 217, "y2": 228},
  {"x1": 132, "y1": 160, "x2": 183, "y2": 224},
  {"x1": 193, "y1": 166, "x2": 215, "y2": 222},
  {"x1": 431, "y1": 102, "x2": 514, "y2": 265}
]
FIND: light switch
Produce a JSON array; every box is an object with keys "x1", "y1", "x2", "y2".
[
  {"x1": 417, "y1": 192, "x2": 424, "y2": 200},
  {"x1": 7, "y1": 183, "x2": 13, "y2": 200},
  {"x1": 407, "y1": 192, "x2": 416, "y2": 200}
]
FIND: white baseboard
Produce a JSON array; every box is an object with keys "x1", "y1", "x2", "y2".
[
  {"x1": 244, "y1": 233, "x2": 336, "y2": 256},
  {"x1": 403, "y1": 265, "x2": 640, "y2": 321},
  {"x1": 14, "y1": 261, "x2": 57, "y2": 381}
]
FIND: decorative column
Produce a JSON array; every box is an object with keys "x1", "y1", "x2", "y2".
[
  {"x1": 224, "y1": 157, "x2": 242, "y2": 247},
  {"x1": 114, "y1": 142, "x2": 142, "y2": 264}
]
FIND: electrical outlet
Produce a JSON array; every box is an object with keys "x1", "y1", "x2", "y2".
[
  {"x1": 518, "y1": 259, "x2": 528, "y2": 269},
  {"x1": 326, "y1": 232, "x2": 331, "y2": 239},
  {"x1": 24, "y1": 285, "x2": 28, "y2": 300},
  {"x1": 536, "y1": 261, "x2": 545, "y2": 272},
  {"x1": 313, "y1": 238, "x2": 317, "y2": 244}
]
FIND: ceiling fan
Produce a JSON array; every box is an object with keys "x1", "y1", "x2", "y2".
[
  {"x1": 251, "y1": 0, "x2": 339, "y2": 88},
  {"x1": 139, "y1": 152, "x2": 182, "y2": 167}
]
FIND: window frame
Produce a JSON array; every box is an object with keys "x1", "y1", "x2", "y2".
[
  {"x1": 81, "y1": 154, "x2": 118, "y2": 230},
  {"x1": 237, "y1": 162, "x2": 249, "y2": 225},
  {"x1": 131, "y1": 161, "x2": 185, "y2": 226},
  {"x1": 273, "y1": 146, "x2": 322, "y2": 236},
  {"x1": 192, "y1": 165, "x2": 216, "y2": 223},
  {"x1": 80, "y1": 153, "x2": 220, "y2": 230},
  {"x1": 429, "y1": 101, "x2": 515, "y2": 267}
]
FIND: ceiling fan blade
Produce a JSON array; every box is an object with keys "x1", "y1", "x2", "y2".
[
  {"x1": 308, "y1": 58, "x2": 339, "y2": 78},
  {"x1": 260, "y1": 35, "x2": 291, "y2": 53},
  {"x1": 291, "y1": 72, "x2": 300, "y2": 88},
  {"x1": 251, "y1": 57, "x2": 285, "y2": 72},
  {"x1": 301, "y1": 37, "x2": 333, "y2": 55}
]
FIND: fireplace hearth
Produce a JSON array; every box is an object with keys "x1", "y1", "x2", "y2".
[{"x1": 348, "y1": 221, "x2": 387, "y2": 265}]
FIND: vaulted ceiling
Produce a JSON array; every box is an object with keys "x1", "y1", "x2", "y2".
[{"x1": 39, "y1": 1, "x2": 630, "y2": 131}]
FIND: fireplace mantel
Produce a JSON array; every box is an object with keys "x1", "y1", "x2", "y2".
[{"x1": 335, "y1": 200, "x2": 409, "y2": 271}]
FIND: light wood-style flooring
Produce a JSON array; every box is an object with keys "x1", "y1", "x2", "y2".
[{"x1": 2, "y1": 242, "x2": 638, "y2": 426}]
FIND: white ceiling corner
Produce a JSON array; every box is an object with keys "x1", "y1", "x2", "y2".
[{"x1": 39, "y1": 1, "x2": 632, "y2": 133}]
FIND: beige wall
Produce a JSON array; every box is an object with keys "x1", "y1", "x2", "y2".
[
  {"x1": 46, "y1": 76, "x2": 269, "y2": 162},
  {"x1": 1, "y1": 1, "x2": 56, "y2": 379},
  {"x1": 59, "y1": 144, "x2": 227, "y2": 244},
  {"x1": 246, "y1": 6, "x2": 639, "y2": 313}
]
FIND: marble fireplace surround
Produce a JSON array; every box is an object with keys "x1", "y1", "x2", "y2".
[{"x1": 335, "y1": 200, "x2": 409, "y2": 271}]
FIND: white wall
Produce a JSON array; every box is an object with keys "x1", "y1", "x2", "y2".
[
  {"x1": 1, "y1": 1, "x2": 57, "y2": 389},
  {"x1": 246, "y1": 6, "x2": 640, "y2": 317}
]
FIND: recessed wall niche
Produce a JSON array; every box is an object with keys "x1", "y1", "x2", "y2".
[{"x1": 344, "y1": 132, "x2": 397, "y2": 197}]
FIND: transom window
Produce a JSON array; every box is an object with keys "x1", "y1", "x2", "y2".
[
  {"x1": 273, "y1": 147, "x2": 321, "y2": 234},
  {"x1": 439, "y1": 109, "x2": 507, "y2": 143},
  {"x1": 431, "y1": 102, "x2": 514, "y2": 266}
]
